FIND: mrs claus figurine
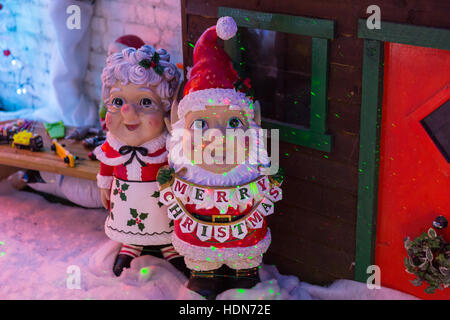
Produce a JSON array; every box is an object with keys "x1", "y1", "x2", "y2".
[
  {"x1": 159, "y1": 17, "x2": 283, "y2": 299},
  {"x1": 95, "y1": 45, "x2": 184, "y2": 276}
]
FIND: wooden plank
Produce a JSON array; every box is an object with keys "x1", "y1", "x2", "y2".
[
  {"x1": 327, "y1": 101, "x2": 362, "y2": 135},
  {"x1": 310, "y1": 37, "x2": 329, "y2": 134},
  {"x1": 218, "y1": 7, "x2": 335, "y2": 39},
  {"x1": 0, "y1": 122, "x2": 99, "y2": 181},
  {"x1": 267, "y1": 205, "x2": 356, "y2": 253},
  {"x1": 327, "y1": 62, "x2": 362, "y2": 103},
  {"x1": 278, "y1": 140, "x2": 359, "y2": 193},
  {"x1": 267, "y1": 226, "x2": 355, "y2": 280},
  {"x1": 354, "y1": 39, "x2": 383, "y2": 282},
  {"x1": 263, "y1": 251, "x2": 345, "y2": 285},
  {"x1": 358, "y1": 19, "x2": 450, "y2": 51},
  {"x1": 278, "y1": 177, "x2": 357, "y2": 224}
]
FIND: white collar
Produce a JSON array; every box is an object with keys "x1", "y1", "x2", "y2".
[{"x1": 106, "y1": 131, "x2": 168, "y2": 154}]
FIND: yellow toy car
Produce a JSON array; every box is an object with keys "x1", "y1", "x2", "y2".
[
  {"x1": 11, "y1": 130, "x2": 43, "y2": 152},
  {"x1": 51, "y1": 139, "x2": 77, "y2": 167}
]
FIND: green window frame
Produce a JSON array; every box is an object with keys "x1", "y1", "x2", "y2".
[
  {"x1": 218, "y1": 7, "x2": 335, "y2": 152},
  {"x1": 355, "y1": 19, "x2": 450, "y2": 282}
]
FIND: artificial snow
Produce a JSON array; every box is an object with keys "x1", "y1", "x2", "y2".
[{"x1": 0, "y1": 179, "x2": 418, "y2": 300}]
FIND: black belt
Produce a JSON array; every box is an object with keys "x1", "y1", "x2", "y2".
[{"x1": 191, "y1": 213, "x2": 245, "y2": 223}]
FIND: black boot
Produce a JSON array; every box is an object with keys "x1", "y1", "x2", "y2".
[
  {"x1": 113, "y1": 254, "x2": 134, "y2": 277},
  {"x1": 23, "y1": 170, "x2": 45, "y2": 183},
  {"x1": 227, "y1": 267, "x2": 260, "y2": 290},
  {"x1": 187, "y1": 269, "x2": 226, "y2": 300}
]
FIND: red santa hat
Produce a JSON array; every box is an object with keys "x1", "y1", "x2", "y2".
[
  {"x1": 114, "y1": 34, "x2": 145, "y2": 50},
  {"x1": 177, "y1": 16, "x2": 255, "y2": 120}
]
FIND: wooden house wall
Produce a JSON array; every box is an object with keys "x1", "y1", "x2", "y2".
[{"x1": 181, "y1": 0, "x2": 450, "y2": 284}]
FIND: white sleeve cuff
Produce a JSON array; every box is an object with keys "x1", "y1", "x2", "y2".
[{"x1": 96, "y1": 174, "x2": 113, "y2": 189}]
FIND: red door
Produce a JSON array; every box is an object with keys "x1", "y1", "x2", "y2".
[{"x1": 376, "y1": 42, "x2": 450, "y2": 299}]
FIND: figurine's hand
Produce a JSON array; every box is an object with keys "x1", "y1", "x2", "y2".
[{"x1": 100, "y1": 188, "x2": 110, "y2": 210}]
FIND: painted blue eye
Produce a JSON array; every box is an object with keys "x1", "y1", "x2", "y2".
[
  {"x1": 140, "y1": 98, "x2": 152, "y2": 107},
  {"x1": 112, "y1": 97, "x2": 124, "y2": 106},
  {"x1": 227, "y1": 117, "x2": 243, "y2": 129},
  {"x1": 191, "y1": 119, "x2": 208, "y2": 130}
]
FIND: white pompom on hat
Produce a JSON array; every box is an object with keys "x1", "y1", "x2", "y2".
[{"x1": 216, "y1": 16, "x2": 238, "y2": 40}]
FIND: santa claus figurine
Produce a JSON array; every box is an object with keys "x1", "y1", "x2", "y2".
[
  {"x1": 159, "y1": 16, "x2": 283, "y2": 299},
  {"x1": 95, "y1": 44, "x2": 185, "y2": 276}
]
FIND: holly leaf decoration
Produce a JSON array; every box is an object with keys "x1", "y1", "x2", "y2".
[
  {"x1": 127, "y1": 219, "x2": 136, "y2": 226},
  {"x1": 120, "y1": 193, "x2": 127, "y2": 201},
  {"x1": 157, "y1": 167, "x2": 175, "y2": 185},
  {"x1": 110, "y1": 212, "x2": 114, "y2": 220},
  {"x1": 157, "y1": 201, "x2": 164, "y2": 208},
  {"x1": 152, "y1": 52, "x2": 160, "y2": 64},
  {"x1": 169, "y1": 220, "x2": 174, "y2": 228},
  {"x1": 270, "y1": 167, "x2": 285, "y2": 186},
  {"x1": 113, "y1": 189, "x2": 119, "y2": 195},
  {"x1": 138, "y1": 223, "x2": 145, "y2": 231},
  {"x1": 121, "y1": 183, "x2": 129, "y2": 191},
  {"x1": 154, "y1": 65, "x2": 164, "y2": 75},
  {"x1": 130, "y1": 208, "x2": 138, "y2": 218},
  {"x1": 116, "y1": 179, "x2": 120, "y2": 187},
  {"x1": 139, "y1": 213, "x2": 148, "y2": 220},
  {"x1": 139, "y1": 58, "x2": 152, "y2": 69},
  {"x1": 110, "y1": 202, "x2": 114, "y2": 209},
  {"x1": 151, "y1": 191, "x2": 160, "y2": 198}
]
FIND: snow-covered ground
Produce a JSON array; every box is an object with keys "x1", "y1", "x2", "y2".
[{"x1": 0, "y1": 179, "x2": 418, "y2": 300}]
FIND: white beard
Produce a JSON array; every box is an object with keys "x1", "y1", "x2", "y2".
[
  {"x1": 166, "y1": 121, "x2": 268, "y2": 211},
  {"x1": 166, "y1": 118, "x2": 268, "y2": 187}
]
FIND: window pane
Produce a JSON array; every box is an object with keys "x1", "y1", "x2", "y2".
[
  {"x1": 239, "y1": 28, "x2": 312, "y2": 127},
  {"x1": 420, "y1": 100, "x2": 450, "y2": 163}
]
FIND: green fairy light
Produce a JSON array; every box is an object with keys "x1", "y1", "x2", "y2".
[
  {"x1": 324, "y1": 155, "x2": 329, "y2": 159},
  {"x1": 238, "y1": 288, "x2": 246, "y2": 293},
  {"x1": 269, "y1": 288, "x2": 274, "y2": 294},
  {"x1": 311, "y1": 91, "x2": 316, "y2": 96},
  {"x1": 0, "y1": 252, "x2": 5, "y2": 257},
  {"x1": 187, "y1": 41, "x2": 195, "y2": 48},
  {"x1": 211, "y1": 246, "x2": 217, "y2": 251},
  {"x1": 0, "y1": 241, "x2": 4, "y2": 245},
  {"x1": 140, "y1": 267, "x2": 149, "y2": 275},
  {"x1": 206, "y1": 257, "x2": 211, "y2": 262}
]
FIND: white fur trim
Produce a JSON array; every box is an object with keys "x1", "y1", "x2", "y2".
[
  {"x1": 216, "y1": 16, "x2": 237, "y2": 40},
  {"x1": 96, "y1": 174, "x2": 113, "y2": 189},
  {"x1": 94, "y1": 132, "x2": 168, "y2": 168},
  {"x1": 178, "y1": 88, "x2": 254, "y2": 120},
  {"x1": 172, "y1": 228, "x2": 271, "y2": 263}
]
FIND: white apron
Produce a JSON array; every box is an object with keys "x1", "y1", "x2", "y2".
[{"x1": 105, "y1": 177, "x2": 173, "y2": 245}]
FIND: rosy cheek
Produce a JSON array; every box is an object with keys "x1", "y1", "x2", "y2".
[
  {"x1": 147, "y1": 115, "x2": 162, "y2": 127},
  {"x1": 105, "y1": 114, "x2": 113, "y2": 127}
]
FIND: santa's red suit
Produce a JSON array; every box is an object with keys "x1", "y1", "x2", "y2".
[
  {"x1": 94, "y1": 132, "x2": 173, "y2": 246},
  {"x1": 170, "y1": 183, "x2": 272, "y2": 271}
]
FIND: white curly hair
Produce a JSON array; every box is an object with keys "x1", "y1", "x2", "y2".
[{"x1": 101, "y1": 45, "x2": 180, "y2": 111}]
